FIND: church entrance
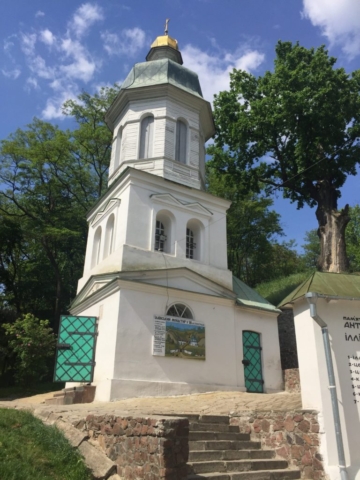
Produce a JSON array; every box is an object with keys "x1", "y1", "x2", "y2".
[
  {"x1": 242, "y1": 331, "x2": 264, "y2": 393},
  {"x1": 54, "y1": 316, "x2": 97, "y2": 383}
]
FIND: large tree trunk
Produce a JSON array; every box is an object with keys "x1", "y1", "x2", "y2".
[{"x1": 315, "y1": 184, "x2": 350, "y2": 272}]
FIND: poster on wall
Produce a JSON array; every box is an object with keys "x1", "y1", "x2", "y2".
[{"x1": 153, "y1": 315, "x2": 205, "y2": 360}]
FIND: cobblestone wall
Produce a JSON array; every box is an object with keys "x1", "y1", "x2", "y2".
[
  {"x1": 278, "y1": 308, "x2": 299, "y2": 370},
  {"x1": 230, "y1": 410, "x2": 326, "y2": 479},
  {"x1": 75, "y1": 414, "x2": 189, "y2": 480}
]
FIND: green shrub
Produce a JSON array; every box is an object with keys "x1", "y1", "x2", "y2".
[{"x1": 2, "y1": 313, "x2": 56, "y2": 385}]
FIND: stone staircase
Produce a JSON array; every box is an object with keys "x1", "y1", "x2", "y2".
[{"x1": 186, "y1": 415, "x2": 301, "y2": 480}]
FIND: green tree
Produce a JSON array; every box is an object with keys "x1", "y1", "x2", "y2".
[
  {"x1": 207, "y1": 168, "x2": 304, "y2": 286},
  {"x1": 0, "y1": 120, "x2": 87, "y2": 326},
  {"x1": 346, "y1": 205, "x2": 360, "y2": 272},
  {"x1": 2, "y1": 313, "x2": 56, "y2": 384},
  {"x1": 63, "y1": 85, "x2": 121, "y2": 198},
  {"x1": 301, "y1": 230, "x2": 320, "y2": 270},
  {"x1": 0, "y1": 86, "x2": 120, "y2": 329},
  {"x1": 208, "y1": 41, "x2": 360, "y2": 273}
]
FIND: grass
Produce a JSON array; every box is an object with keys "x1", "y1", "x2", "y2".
[
  {"x1": 0, "y1": 382, "x2": 64, "y2": 400},
  {"x1": 0, "y1": 408, "x2": 91, "y2": 480},
  {"x1": 255, "y1": 270, "x2": 313, "y2": 306}
]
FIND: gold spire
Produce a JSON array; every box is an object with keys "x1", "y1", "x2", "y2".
[{"x1": 150, "y1": 18, "x2": 179, "y2": 51}]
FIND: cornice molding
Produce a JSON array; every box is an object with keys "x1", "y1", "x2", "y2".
[
  {"x1": 90, "y1": 198, "x2": 121, "y2": 226},
  {"x1": 150, "y1": 193, "x2": 213, "y2": 217}
]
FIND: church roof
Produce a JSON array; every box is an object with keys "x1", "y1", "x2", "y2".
[
  {"x1": 120, "y1": 58, "x2": 203, "y2": 98},
  {"x1": 278, "y1": 271, "x2": 360, "y2": 307},
  {"x1": 233, "y1": 276, "x2": 280, "y2": 313}
]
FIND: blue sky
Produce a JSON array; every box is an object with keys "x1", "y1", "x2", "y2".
[{"x1": 1, "y1": 0, "x2": 360, "y2": 251}]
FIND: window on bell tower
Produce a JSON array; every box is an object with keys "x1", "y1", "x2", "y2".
[
  {"x1": 175, "y1": 119, "x2": 187, "y2": 164},
  {"x1": 139, "y1": 115, "x2": 154, "y2": 159}
]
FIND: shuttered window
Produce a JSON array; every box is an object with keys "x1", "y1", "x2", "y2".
[
  {"x1": 175, "y1": 120, "x2": 187, "y2": 164},
  {"x1": 139, "y1": 116, "x2": 154, "y2": 159}
]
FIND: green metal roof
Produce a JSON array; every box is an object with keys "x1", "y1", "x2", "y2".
[
  {"x1": 233, "y1": 276, "x2": 280, "y2": 314},
  {"x1": 278, "y1": 271, "x2": 360, "y2": 307},
  {"x1": 120, "y1": 58, "x2": 203, "y2": 98}
]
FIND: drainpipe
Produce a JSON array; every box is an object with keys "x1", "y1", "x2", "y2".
[{"x1": 305, "y1": 292, "x2": 349, "y2": 480}]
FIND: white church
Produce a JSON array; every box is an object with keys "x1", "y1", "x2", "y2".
[{"x1": 67, "y1": 31, "x2": 283, "y2": 402}]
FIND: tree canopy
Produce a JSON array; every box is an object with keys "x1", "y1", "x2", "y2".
[
  {"x1": 208, "y1": 41, "x2": 360, "y2": 272},
  {"x1": 0, "y1": 86, "x2": 120, "y2": 329}
]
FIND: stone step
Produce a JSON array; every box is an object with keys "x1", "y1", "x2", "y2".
[
  {"x1": 198, "y1": 415, "x2": 230, "y2": 425},
  {"x1": 190, "y1": 431, "x2": 250, "y2": 442},
  {"x1": 190, "y1": 440, "x2": 261, "y2": 451},
  {"x1": 187, "y1": 469, "x2": 301, "y2": 479},
  {"x1": 190, "y1": 423, "x2": 239, "y2": 433},
  {"x1": 189, "y1": 450, "x2": 275, "y2": 462},
  {"x1": 188, "y1": 460, "x2": 288, "y2": 475}
]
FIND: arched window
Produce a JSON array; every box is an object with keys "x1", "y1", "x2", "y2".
[
  {"x1": 166, "y1": 303, "x2": 193, "y2": 319},
  {"x1": 175, "y1": 119, "x2": 187, "y2": 164},
  {"x1": 154, "y1": 211, "x2": 174, "y2": 254},
  {"x1": 186, "y1": 219, "x2": 204, "y2": 261},
  {"x1": 186, "y1": 228, "x2": 195, "y2": 259},
  {"x1": 114, "y1": 128, "x2": 122, "y2": 171},
  {"x1": 91, "y1": 226, "x2": 102, "y2": 268},
  {"x1": 103, "y1": 214, "x2": 115, "y2": 259},
  {"x1": 155, "y1": 220, "x2": 166, "y2": 252},
  {"x1": 139, "y1": 115, "x2": 154, "y2": 159}
]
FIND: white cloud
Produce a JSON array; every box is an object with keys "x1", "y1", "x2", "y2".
[
  {"x1": 35, "y1": 11, "x2": 45, "y2": 18},
  {"x1": 182, "y1": 44, "x2": 265, "y2": 103},
  {"x1": 302, "y1": 0, "x2": 360, "y2": 59},
  {"x1": 28, "y1": 55, "x2": 55, "y2": 80},
  {"x1": 2, "y1": 68, "x2": 21, "y2": 79},
  {"x1": 42, "y1": 87, "x2": 78, "y2": 119},
  {"x1": 4, "y1": 36, "x2": 16, "y2": 55},
  {"x1": 101, "y1": 27, "x2": 146, "y2": 57},
  {"x1": 60, "y1": 38, "x2": 98, "y2": 82},
  {"x1": 9, "y1": 4, "x2": 105, "y2": 119},
  {"x1": 20, "y1": 33, "x2": 37, "y2": 56},
  {"x1": 69, "y1": 3, "x2": 103, "y2": 38},
  {"x1": 25, "y1": 77, "x2": 39, "y2": 90},
  {"x1": 40, "y1": 29, "x2": 55, "y2": 46}
]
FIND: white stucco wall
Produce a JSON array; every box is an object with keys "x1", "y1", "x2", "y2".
[
  {"x1": 71, "y1": 279, "x2": 282, "y2": 401},
  {"x1": 293, "y1": 297, "x2": 360, "y2": 480},
  {"x1": 107, "y1": 95, "x2": 207, "y2": 190},
  {"x1": 78, "y1": 169, "x2": 232, "y2": 292}
]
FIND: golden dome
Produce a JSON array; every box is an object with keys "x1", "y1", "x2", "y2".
[{"x1": 151, "y1": 35, "x2": 178, "y2": 51}]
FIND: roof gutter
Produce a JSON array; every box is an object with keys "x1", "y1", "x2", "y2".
[{"x1": 305, "y1": 292, "x2": 349, "y2": 480}]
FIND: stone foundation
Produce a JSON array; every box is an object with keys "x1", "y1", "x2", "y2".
[
  {"x1": 74, "y1": 414, "x2": 189, "y2": 480},
  {"x1": 284, "y1": 368, "x2": 301, "y2": 393},
  {"x1": 230, "y1": 410, "x2": 326, "y2": 479}
]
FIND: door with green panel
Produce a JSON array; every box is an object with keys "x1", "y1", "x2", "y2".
[
  {"x1": 242, "y1": 331, "x2": 264, "y2": 393},
  {"x1": 54, "y1": 316, "x2": 97, "y2": 382}
]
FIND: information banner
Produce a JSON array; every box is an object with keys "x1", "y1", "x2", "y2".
[{"x1": 153, "y1": 315, "x2": 205, "y2": 360}]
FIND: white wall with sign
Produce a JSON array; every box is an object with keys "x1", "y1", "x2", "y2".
[{"x1": 294, "y1": 298, "x2": 360, "y2": 480}]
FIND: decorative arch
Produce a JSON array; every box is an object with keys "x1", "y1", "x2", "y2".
[
  {"x1": 103, "y1": 214, "x2": 115, "y2": 259},
  {"x1": 186, "y1": 218, "x2": 204, "y2": 261},
  {"x1": 175, "y1": 118, "x2": 188, "y2": 164},
  {"x1": 91, "y1": 226, "x2": 102, "y2": 268},
  {"x1": 139, "y1": 114, "x2": 154, "y2": 159},
  {"x1": 154, "y1": 209, "x2": 175, "y2": 254},
  {"x1": 166, "y1": 303, "x2": 193, "y2": 319}
]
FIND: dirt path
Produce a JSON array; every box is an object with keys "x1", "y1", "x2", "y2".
[{"x1": 0, "y1": 389, "x2": 302, "y2": 419}]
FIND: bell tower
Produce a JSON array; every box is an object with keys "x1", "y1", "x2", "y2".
[
  {"x1": 105, "y1": 28, "x2": 214, "y2": 191},
  {"x1": 76, "y1": 27, "x2": 232, "y2": 293}
]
